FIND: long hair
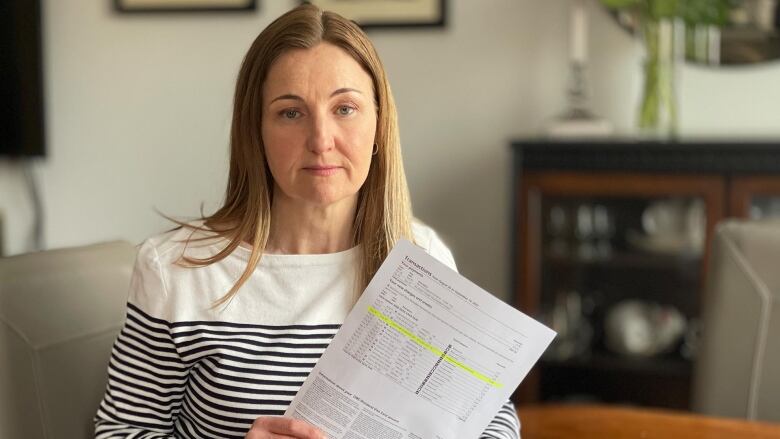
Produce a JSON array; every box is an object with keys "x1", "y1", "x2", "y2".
[{"x1": 179, "y1": 4, "x2": 413, "y2": 308}]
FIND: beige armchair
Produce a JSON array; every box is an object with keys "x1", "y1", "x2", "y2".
[
  {"x1": 0, "y1": 241, "x2": 137, "y2": 439},
  {"x1": 693, "y1": 219, "x2": 780, "y2": 422}
]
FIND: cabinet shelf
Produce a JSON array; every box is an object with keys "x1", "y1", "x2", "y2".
[
  {"x1": 537, "y1": 353, "x2": 693, "y2": 409},
  {"x1": 544, "y1": 251, "x2": 701, "y2": 271},
  {"x1": 540, "y1": 352, "x2": 692, "y2": 378}
]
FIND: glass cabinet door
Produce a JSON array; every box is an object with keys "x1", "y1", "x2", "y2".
[
  {"x1": 748, "y1": 196, "x2": 780, "y2": 219},
  {"x1": 730, "y1": 177, "x2": 780, "y2": 219},
  {"x1": 516, "y1": 172, "x2": 725, "y2": 409},
  {"x1": 538, "y1": 196, "x2": 703, "y2": 408}
]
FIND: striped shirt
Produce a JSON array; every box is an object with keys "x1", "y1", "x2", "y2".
[{"x1": 94, "y1": 223, "x2": 521, "y2": 438}]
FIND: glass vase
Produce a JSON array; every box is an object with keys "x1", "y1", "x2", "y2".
[{"x1": 638, "y1": 17, "x2": 679, "y2": 139}]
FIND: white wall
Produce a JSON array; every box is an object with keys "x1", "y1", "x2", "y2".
[{"x1": 2, "y1": 0, "x2": 780, "y2": 301}]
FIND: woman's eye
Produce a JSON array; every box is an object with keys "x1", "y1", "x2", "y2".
[
  {"x1": 337, "y1": 105, "x2": 355, "y2": 116},
  {"x1": 282, "y1": 109, "x2": 300, "y2": 119}
]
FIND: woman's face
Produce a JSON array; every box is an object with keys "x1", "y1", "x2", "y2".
[{"x1": 261, "y1": 42, "x2": 377, "y2": 209}]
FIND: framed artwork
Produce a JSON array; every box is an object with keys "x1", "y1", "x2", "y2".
[
  {"x1": 303, "y1": 0, "x2": 446, "y2": 28},
  {"x1": 114, "y1": 0, "x2": 256, "y2": 13}
]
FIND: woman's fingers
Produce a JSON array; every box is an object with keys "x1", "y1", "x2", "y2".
[{"x1": 246, "y1": 416, "x2": 327, "y2": 439}]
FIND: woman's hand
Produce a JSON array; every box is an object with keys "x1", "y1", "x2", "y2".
[{"x1": 245, "y1": 416, "x2": 327, "y2": 439}]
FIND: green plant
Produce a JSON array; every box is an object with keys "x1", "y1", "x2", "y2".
[
  {"x1": 600, "y1": 0, "x2": 738, "y2": 25},
  {"x1": 599, "y1": 0, "x2": 740, "y2": 137}
]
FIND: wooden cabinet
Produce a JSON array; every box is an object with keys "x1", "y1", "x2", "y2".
[{"x1": 511, "y1": 141, "x2": 780, "y2": 409}]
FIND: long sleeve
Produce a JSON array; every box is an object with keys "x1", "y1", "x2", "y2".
[
  {"x1": 479, "y1": 399, "x2": 521, "y2": 439},
  {"x1": 94, "y1": 241, "x2": 189, "y2": 438}
]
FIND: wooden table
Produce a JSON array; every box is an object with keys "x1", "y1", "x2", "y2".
[{"x1": 517, "y1": 404, "x2": 780, "y2": 439}]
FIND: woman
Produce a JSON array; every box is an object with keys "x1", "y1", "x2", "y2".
[{"x1": 94, "y1": 4, "x2": 520, "y2": 439}]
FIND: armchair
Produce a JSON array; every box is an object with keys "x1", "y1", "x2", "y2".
[
  {"x1": 0, "y1": 241, "x2": 136, "y2": 438},
  {"x1": 693, "y1": 219, "x2": 780, "y2": 422}
]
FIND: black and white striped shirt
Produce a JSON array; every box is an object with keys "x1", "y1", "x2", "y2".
[{"x1": 94, "y1": 224, "x2": 521, "y2": 438}]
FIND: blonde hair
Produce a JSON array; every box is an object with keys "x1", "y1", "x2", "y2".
[{"x1": 179, "y1": 4, "x2": 413, "y2": 308}]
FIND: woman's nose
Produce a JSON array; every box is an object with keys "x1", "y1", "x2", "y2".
[{"x1": 307, "y1": 113, "x2": 335, "y2": 154}]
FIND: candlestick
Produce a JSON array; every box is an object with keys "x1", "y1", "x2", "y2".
[{"x1": 570, "y1": 0, "x2": 588, "y2": 64}]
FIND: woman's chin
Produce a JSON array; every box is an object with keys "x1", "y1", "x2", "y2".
[{"x1": 297, "y1": 190, "x2": 359, "y2": 210}]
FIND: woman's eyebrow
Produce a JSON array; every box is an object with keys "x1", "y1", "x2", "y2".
[
  {"x1": 331, "y1": 87, "x2": 362, "y2": 97},
  {"x1": 269, "y1": 94, "x2": 303, "y2": 104},
  {"x1": 269, "y1": 88, "x2": 363, "y2": 105}
]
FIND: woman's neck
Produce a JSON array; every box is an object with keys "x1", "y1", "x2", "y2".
[{"x1": 265, "y1": 193, "x2": 358, "y2": 255}]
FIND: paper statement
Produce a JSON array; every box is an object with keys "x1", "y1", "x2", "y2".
[{"x1": 285, "y1": 239, "x2": 556, "y2": 439}]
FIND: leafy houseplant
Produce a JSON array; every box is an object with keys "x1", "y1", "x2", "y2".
[{"x1": 600, "y1": 0, "x2": 735, "y2": 138}]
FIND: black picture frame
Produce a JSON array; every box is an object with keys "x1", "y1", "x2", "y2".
[
  {"x1": 302, "y1": 0, "x2": 446, "y2": 29},
  {"x1": 114, "y1": 0, "x2": 256, "y2": 13},
  {"x1": 1, "y1": 0, "x2": 46, "y2": 157}
]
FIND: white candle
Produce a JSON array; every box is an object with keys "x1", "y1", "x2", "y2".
[{"x1": 570, "y1": 0, "x2": 588, "y2": 64}]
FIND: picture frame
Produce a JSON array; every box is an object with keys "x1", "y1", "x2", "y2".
[
  {"x1": 114, "y1": 0, "x2": 256, "y2": 13},
  {"x1": 303, "y1": 0, "x2": 446, "y2": 28}
]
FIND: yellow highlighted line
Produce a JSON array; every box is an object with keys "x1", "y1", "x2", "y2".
[{"x1": 367, "y1": 306, "x2": 503, "y2": 389}]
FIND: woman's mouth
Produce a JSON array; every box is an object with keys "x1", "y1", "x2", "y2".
[{"x1": 303, "y1": 166, "x2": 341, "y2": 176}]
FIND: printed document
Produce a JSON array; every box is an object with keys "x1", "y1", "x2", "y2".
[{"x1": 285, "y1": 239, "x2": 556, "y2": 439}]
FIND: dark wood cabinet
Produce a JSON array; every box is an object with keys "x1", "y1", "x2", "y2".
[{"x1": 511, "y1": 141, "x2": 780, "y2": 409}]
